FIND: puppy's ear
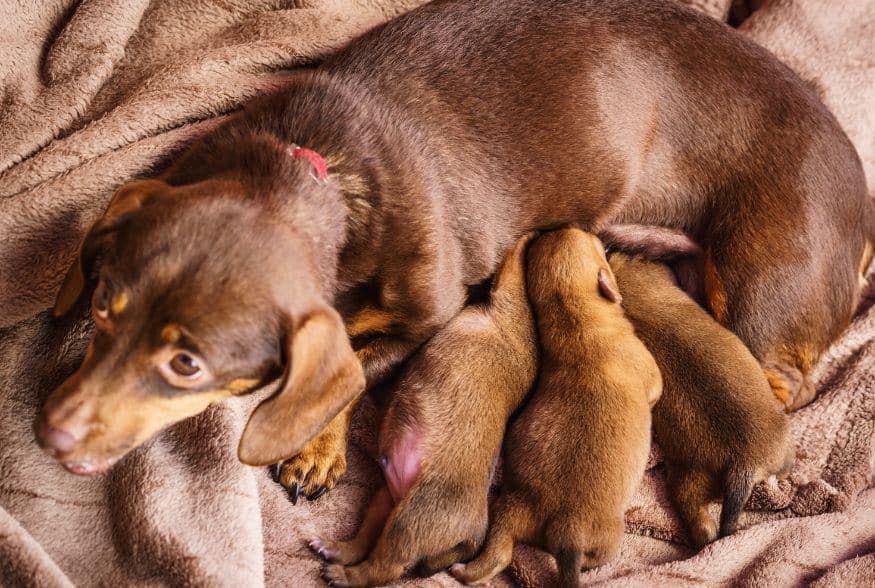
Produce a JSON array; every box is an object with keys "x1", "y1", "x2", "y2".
[
  {"x1": 54, "y1": 180, "x2": 168, "y2": 317},
  {"x1": 597, "y1": 268, "x2": 623, "y2": 303},
  {"x1": 238, "y1": 306, "x2": 365, "y2": 466}
]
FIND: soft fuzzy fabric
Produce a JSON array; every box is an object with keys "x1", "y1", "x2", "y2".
[
  {"x1": 739, "y1": 0, "x2": 875, "y2": 197},
  {"x1": 0, "y1": 0, "x2": 873, "y2": 586}
]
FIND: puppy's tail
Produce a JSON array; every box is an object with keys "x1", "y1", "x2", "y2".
[
  {"x1": 719, "y1": 466, "x2": 755, "y2": 539},
  {"x1": 549, "y1": 516, "x2": 622, "y2": 586},
  {"x1": 555, "y1": 547, "x2": 584, "y2": 588},
  {"x1": 449, "y1": 494, "x2": 531, "y2": 585}
]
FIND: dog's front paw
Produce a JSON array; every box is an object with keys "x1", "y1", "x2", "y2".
[{"x1": 271, "y1": 417, "x2": 348, "y2": 503}]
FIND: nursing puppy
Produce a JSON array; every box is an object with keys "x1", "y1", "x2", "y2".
[
  {"x1": 610, "y1": 254, "x2": 793, "y2": 547},
  {"x1": 452, "y1": 229, "x2": 662, "y2": 587},
  {"x1": 312, "y1": 235, "x2": 537, "y2": 587}
]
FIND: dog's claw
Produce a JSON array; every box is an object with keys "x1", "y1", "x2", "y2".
[
  {"x1": 308, "y1": 486, "x2": 328, "y2": 501},
  {"x1": 287, "y1": 482, "x2": 303, "y2": 505},
  {"x1": 308, "y1": 537, "x2": 328, "y2": 559},
  {"x1": 269, "y1": 463, "x2": 281, "y2": 483}
]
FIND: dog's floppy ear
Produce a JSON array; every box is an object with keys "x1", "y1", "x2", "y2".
[
  {"x1": 238, "y1": 305, "x2": 365, "y2": 466},
  {"x1": 597, "y1": 267, "x2": 623, "y2": 303},
  {"x1": 54, "y1": 180, "x2": 167, "y2": 317}
]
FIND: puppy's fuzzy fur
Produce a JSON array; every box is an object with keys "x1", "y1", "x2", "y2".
[
  {"x1": 312, "y1": 235, "x2": 537, "y2": 587},
  {"x1": 610, "y1": 254, "x2": 793, "y2": 547},
  {"x1": 452, "y1": 229, "x2": 662, "y2": 587}
]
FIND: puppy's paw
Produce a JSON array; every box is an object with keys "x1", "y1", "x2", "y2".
[
  {"x1": 276, "y1": 422, "x2": 348, "y2": 503},
  {"x1": 309, "y1": 537, "x2": 367, "y2": 565},
  {"x1": 689, "y1": 516, "x2": 718, "y2": 548},
  {"x1": 449, "y1": 563, "x2": 492, "y2": 586},
  {"x1": 322, "y1": 563, "x2": 354, "y2": 587}
]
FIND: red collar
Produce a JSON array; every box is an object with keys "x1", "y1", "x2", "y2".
[{"x1": 284, "y1": 143, "x2": 328, "y2": 183}]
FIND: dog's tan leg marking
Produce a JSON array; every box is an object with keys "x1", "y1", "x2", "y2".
[
  {"x1": 346, "y1": 307, "x2": 396, "y2": 338},
  {"x1": 860, "y1": 241, "x2": 873, "y2": 289},
  {"x1": 762, "y1": 345, "x2": 817, "y2": 411},
  {"x1": 703, "y1": 249, "x2": 729, "y2": 326},
  {"x1": 764, "y1": 368, "x2": 792, "y2": 407},
  {"x1": 110, "y1": 292, "x2": 129, "y2": 314},
  {"x1": 279, "y1": 402, "x2": 353, "y2": 496}
]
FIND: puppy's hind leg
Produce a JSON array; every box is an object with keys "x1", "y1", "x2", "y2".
[
  {"x1": 449, "y1": 494, "x2": 533, "y2": 585},
  {"x1": 666, "y1": 466, "x2": 719, "y2": 549},
  {"x1": 311, "y1": 485, "x2": 393, "y2": 565},
  {"x1": 416, "y1": 537, "x2": 481, "y2": 577}
]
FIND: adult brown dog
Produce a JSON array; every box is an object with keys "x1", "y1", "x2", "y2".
[
  {"x1": 36, "y1": 0, "x2": 871, "y2": 495},
  {"x1": 611, "y1": 254, "x2": 793, "y2": 548},
  {"x1": 451, "y1": 228, "x2": 662, "y2": 586},
  {"x1": 310, "y1": 234, "x2": 536, "y2": 587}
]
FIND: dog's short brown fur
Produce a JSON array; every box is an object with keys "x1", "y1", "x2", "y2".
[
  {"x1": 308, "y1": 235, "x2": 537, "y2": 586},
  {"x1": 610, "y1": 254, "x2": 793, "y2": 548},
  {"x1": 38, "y1": 0, "x2": 871, "y2": 493},
  {"x1": 452, "y1": 229, "x2": 662, "y2": 586}
]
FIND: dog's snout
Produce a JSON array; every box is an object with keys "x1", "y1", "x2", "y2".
[{"x1": 35, "y1": 417, "x2": 81, "y2": 455}]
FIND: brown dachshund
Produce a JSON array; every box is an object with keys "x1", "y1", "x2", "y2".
[
  {"x1": 310, "y1": 234, "x2": 536, "y2": 586},
  {"x1": 610, "y1": 254, "x2": 793, "y2": 547},
  {"x1": 37, "y1": 0, "x2": 871, "y2": 496},
  {"x1": 451, "y1": 228, "x2": 662, "y2": 586}
]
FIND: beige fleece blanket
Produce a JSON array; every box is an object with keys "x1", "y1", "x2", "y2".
[{"x1": 1, "y1": 0, "x2": 874, "y2": 586}]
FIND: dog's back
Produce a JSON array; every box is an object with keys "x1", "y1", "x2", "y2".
[{"x1": 610, "y1": 254, "x2": 791, "y2": 544}]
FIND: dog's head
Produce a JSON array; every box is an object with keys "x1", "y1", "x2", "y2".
[{"x1": 35, "y1": 178, "x2": 364, "y2": 475}]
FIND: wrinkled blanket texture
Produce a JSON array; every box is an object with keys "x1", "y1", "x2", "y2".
[{"x1": 1, "y1": 0, "x2": 873, "y2": 586}]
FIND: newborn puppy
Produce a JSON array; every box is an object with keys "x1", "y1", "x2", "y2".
[
  {"x1": 311, "y1": 234, "x2": 538, "y2": 587},
  {"x1": 452, "y1": 228, "x2": 662, "y2": 587},
  {"x1": 610, "y1": 254, "x2": 793, "y2": 547}
]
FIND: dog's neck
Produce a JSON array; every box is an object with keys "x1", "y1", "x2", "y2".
[{"x1": 162, "y1": 70, "x2": 438, "y2": 303}]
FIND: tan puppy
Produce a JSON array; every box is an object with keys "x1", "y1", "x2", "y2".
[
  {"x1": 452, "y1": 228, "x2": 662, "y2": 587},
  {"x1": 610, "y1": 254, "x2": 793, "y2": 547},
  {"x1": 311, "y1": 235, "x2": 538, "y2": 587}
]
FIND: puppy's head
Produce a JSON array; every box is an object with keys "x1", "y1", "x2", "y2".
[
  {"x1": 36, "y1": 179, "x2": 364, "y2": 475},
  {"x1": 527, "y1": 227, "x2": 622, "y2": 307}
]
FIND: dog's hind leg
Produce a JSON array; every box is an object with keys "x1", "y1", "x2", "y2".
[{"x1": 702, "y1": 225, "x2": 859, "y2": 411}]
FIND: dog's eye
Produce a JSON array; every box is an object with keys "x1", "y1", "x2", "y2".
[
  {"x1": 169, "y1": 353, "x2": 201, "y2": 378},
  {"x1": 92, "y1": 282, "x2": 110, "y2": 319}
]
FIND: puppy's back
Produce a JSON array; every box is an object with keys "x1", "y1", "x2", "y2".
[
  {"x1": 610, "y1": 254, "x2": 787, "y2": 469},
  {"x1": 521, "y1": 230, "x2": 659, "y2": 513},
  {"x1": 380, "y1": 234, "x2": 537, "y2": 476}
]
